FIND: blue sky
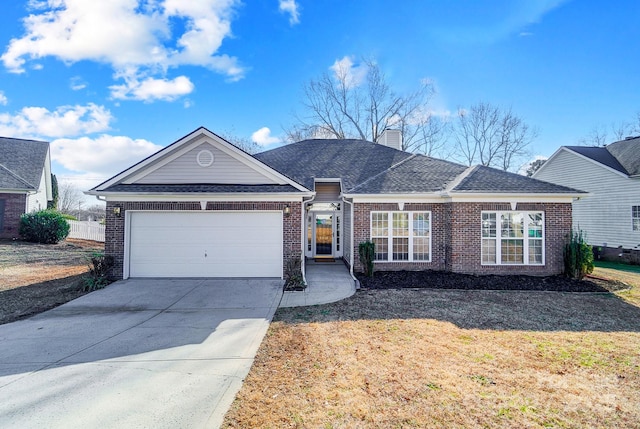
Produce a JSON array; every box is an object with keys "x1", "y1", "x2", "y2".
[{"x1": 0, "y1": 0, "x2": 639, "y2": 196}]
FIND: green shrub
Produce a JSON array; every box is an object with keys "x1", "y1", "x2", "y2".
[
  {"x1": 564, "y1": 229, "x2": 594, "y2": 280},
  {"x1": 83, "y1": 252, "x2": 115, "y2": 291},
  {"x1": 358, "y1": 241, "x2": 375, "y2": 277},
  {"x1": 19, "y1": 210, "x2": 70, "y2": 244},
  {"x1": 60, "y1": 213, "x2": 77, "y2": 221}
]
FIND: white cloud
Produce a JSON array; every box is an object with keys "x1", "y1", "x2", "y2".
[
  {"x1": 330, "y1": 56, "x2": 367, "y2": 89},
  {"x1": 251, "y1": 127, "x2": 280, "y2": 146},
  {"x1": 110, "y1": 74, "x2": 195, "y2": 102},
  {"x1": 51, "y1": 135, "x2": 162, "y2": 177},
  {"x1": 2, "y1": 0, "x2": 244, "y2": 99},
  {"x1": 0, "y1": 103, "x2": 112, "y2": 138},
  {"x1": 0, "y1": 91, "x2": 7, "y2": 105},
  {"x1": 279, "y1": 0, "x2": 300, "y2": 25},
  {"x1": 70, "y1": 76, "x2": 87, "y2": 91}
]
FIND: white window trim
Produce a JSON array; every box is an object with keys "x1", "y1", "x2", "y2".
[
  {"x1": 370, "y1": 211, "x2": 432, "y2": 263},
  {"x1": 481, "y1": 210, "x2": 545, "y2": 266},
  {"x1": 632, "y1": 205, "x2": 640, "y2": 232}
]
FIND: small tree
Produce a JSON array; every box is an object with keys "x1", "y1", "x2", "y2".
[
  {"x1": 358, "y1": 241, "x2": 375, "y2": 277},
  {"x1": 47, "y1": 174, "x2": 59, "y2": 209},
  {"x1": 19, "y1": 210, "x2": 70, "y2": 244},
  {"x1": 564, "y1": 229, "x2": 594, "y2": 280}
]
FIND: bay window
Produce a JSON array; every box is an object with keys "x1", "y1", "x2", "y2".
[
  {"x1": 371, "y1": 211, "x2": 431, "y2": 262},
  {"x1": 482, "y1": 211, "x2": 544, "y2": 265}
]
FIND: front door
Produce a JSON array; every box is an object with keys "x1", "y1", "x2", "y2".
[{"x1": 314, "y1": 213, "x2": 333, "y2": 257}]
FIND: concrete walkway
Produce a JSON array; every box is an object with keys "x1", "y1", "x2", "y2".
[
  {"x1": 279, "y1": 260, "x2": 357, "y2": 308},
  {"x1": 0, "y1": 278, "x2": 283, "y2": 429}
]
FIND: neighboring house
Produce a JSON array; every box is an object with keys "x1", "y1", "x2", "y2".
[
  {"x1": 0, "y1": 137, "x2": 53, "y2": 239},
  {"x1": 87, "y1": 127, "x2": 582, "y2": 280},
  {"x1": 534, "y1": 136, "x2": 640, "y2": 255}
]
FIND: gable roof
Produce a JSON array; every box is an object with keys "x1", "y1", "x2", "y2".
[
  {"x1": 0, "y1": 137, "x2": 50, "y2": 191},
  {"x1": 90, "y1": 127, "x2": 311, "y2": 196},
  {"x1": 562, "y1": 136, "x2": 640, "y2": 177},
  {"x1": 256, "y1": 139, "x2": 582, "y2": 196}
]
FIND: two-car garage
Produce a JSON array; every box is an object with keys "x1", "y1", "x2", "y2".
[{"x1": 126, "y1": 211, "x2": 283, "y2": 278}]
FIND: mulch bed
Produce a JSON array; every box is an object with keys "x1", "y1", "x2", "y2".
[{"x1": 356, "y1": 270, "x2": 629, "y2": 293}]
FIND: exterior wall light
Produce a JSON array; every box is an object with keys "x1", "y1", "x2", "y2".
[
  {"x1": 284, "y1": 205, "x2": 291, "y2": 217},
  {"x1": 113, "y1": 206, "x2": 121, "y2": 217}
]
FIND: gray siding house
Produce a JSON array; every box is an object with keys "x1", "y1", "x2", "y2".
[{"x1": 534, "y1": 136, "x2": 640, "y2": 254}]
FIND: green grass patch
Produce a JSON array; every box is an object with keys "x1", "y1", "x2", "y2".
[{"x1": 595, "y1": 260, "x2": 640, "y2": 274}]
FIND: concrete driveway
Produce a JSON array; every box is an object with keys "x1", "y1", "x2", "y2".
[{"x1": 0, "y1": 278, "x2": 283, "y2": 429}]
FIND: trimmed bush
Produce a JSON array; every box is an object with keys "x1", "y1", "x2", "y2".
[
  {"x1": 19, "y1": 210, "x2": 70, "y2": 244},
  {"x1": 564, "y1": 229, "x2": 594, "y2": 280}
]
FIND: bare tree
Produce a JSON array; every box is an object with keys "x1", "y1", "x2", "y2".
[
  {"x1": 288, "y1": 58, "x2": 440, "y2": 151},
  {"x1": 451, "y1": 102, "x2": 536, "y2": 171},
  {"x1": 57, "y1": 182, "x2": 85, "y2": 216},
  {"x1": 219, "y1": 132, "x2": 259, "y2": 154},
  {"x1": 578, "y1": 116, "x2": 640, "y2": 146}
]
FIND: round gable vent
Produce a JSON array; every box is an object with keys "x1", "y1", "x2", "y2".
[{"x1": 196, "y1": 149, "x2": 215, "y2": 167}]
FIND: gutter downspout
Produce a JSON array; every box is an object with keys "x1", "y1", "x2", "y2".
[{"x1": 342, "y1": 196, "x2": 360, "y2": 289}]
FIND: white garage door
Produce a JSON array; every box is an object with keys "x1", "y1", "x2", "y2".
[{"x1": 128, "y1": 211, "x2": 283, "y2": 278}]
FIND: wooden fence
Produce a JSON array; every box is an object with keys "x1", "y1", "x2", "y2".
[{"x1": 67, "y1": 220, "x2": 105, "y2": 242}]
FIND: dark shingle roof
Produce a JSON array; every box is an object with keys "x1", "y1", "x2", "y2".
[
  {"x1": 605, "y1": 136, "x2": 640, "y2": 176},
  {"x1": 0, "y1": 137, "x2": 49, "y2": 191},
  {"x1": 565, "y1": 137, "x2": 640, "y2": 176},
  {"x1": 565, "y1": 145, "x2": 628, "y2": 175},
  {"x1": 254, "y1": 139, "x2": 413, "y2": 191},
  {"x1": 257, "y1": 139, "x2": 580, "y2": 195},
  {"x1": 350, "y1": 155, "x2": 467, "y2": 193},
  {"x1": 454, "y1": 165, "x2": 586, "y2": 194},
  {"x1": 101, "y1": 184, "x2": 301, "y2": 193}
]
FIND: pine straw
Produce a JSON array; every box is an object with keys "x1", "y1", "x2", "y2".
[{"x1": 223, "y1": 289, "x2": 640, "y2": 429}]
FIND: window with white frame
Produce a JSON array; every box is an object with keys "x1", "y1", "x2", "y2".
[
  {"x1": 633, "y1": 206, "x2": 640, "y2": 231},
  {"x1": 371, "y1": 211, "x2": 431, "y2": 262},
  {"x1": 481, "y1": 211, "x2": 544, "y2": 265}
]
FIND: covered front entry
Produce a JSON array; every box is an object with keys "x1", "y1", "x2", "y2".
[
  {"x1": 306, "y1": 203, "x2": 342, "y2": 259},
  {"x1": 127, "y1": 211, "x2": 283, "y2": 278}
]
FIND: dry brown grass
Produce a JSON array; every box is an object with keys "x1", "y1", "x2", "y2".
[
  {"x1": 224, "y1": 287, "x2": 640, "y2": 429},
  {"x1": 592, "y1": 265, "x2": 640, "y2": 306}
]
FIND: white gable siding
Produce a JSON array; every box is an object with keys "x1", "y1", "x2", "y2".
[
  {"x1": 136, "y1": 143, "x2": 279, "y2": 185},
  {"x1": 26, "y1": 168, "x2": 48, "y2": 212},
  {"x1": 535, "y1": 149, "x2": 640, "y2": 249}
]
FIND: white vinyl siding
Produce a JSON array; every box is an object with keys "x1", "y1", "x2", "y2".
[
  {"x1": 127, "y1": 211, "x2": 282, "y2": 278},
  {"x1": 136, "y1": 143, "x2": 278, "y2": 185},
  {"x1": 482, "y1": 211, "x2": 544, "y2": 266},
  {"x1": 535, "y1": 149, "x2": 640, "y2": 249},
  {"x1": 26, "y1": 168, "x2": 49, "y2": 212},
  {"x1": 371, "y1": 211, "x2": 431, "y2": 263}
]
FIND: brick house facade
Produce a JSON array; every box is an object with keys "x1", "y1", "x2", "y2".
[
  {"x1": 90, "y1": 127, "x2": 581, "y2": 281},
  {"x1": 0, "y1": 193, "x2": 27, "y2": 239},
  {"x1": 349, "y1": 201, "x2": 572, "y2": 276}
]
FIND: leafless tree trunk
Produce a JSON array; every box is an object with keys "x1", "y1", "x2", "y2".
[
  {"x1": 451, "y1": 102, "x2": 536, "y2": 171},
  {"x1": 57, "y1": 182, "x2": 85, "y2": 216}
]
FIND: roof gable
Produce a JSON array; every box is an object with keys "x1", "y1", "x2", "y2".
[
  {"x1": 92, "y1": 127, "x2": 309, "y2": 193},
  {"x1": 564, "y1": 145, "x2": 628, "y2": 175},
  {"x1": 0, "y1": 137, "x2": 50, "y2": 191}
]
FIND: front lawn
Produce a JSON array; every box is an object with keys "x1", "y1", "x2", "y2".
[{"x1": 223, "y1": 286, "x2": 640, "y2": 428}]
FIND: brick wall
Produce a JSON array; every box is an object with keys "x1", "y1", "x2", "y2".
[
  {"x1": 0, "y1": 193, "x2": 26, "y2": 239},
  {"x1": 105, "y1": 201, "x2": 302, "y2": 279},
  {"x1": 351, "y1": 203, "x2": 448, "y2": 273},
  {"x1": 350, "y1": 201, "x2": 572, "y2": 276}
]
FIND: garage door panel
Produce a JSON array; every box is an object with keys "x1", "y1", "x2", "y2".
[{"x1": 128, "y1": 212, "x2": 283, "y2": 278}]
